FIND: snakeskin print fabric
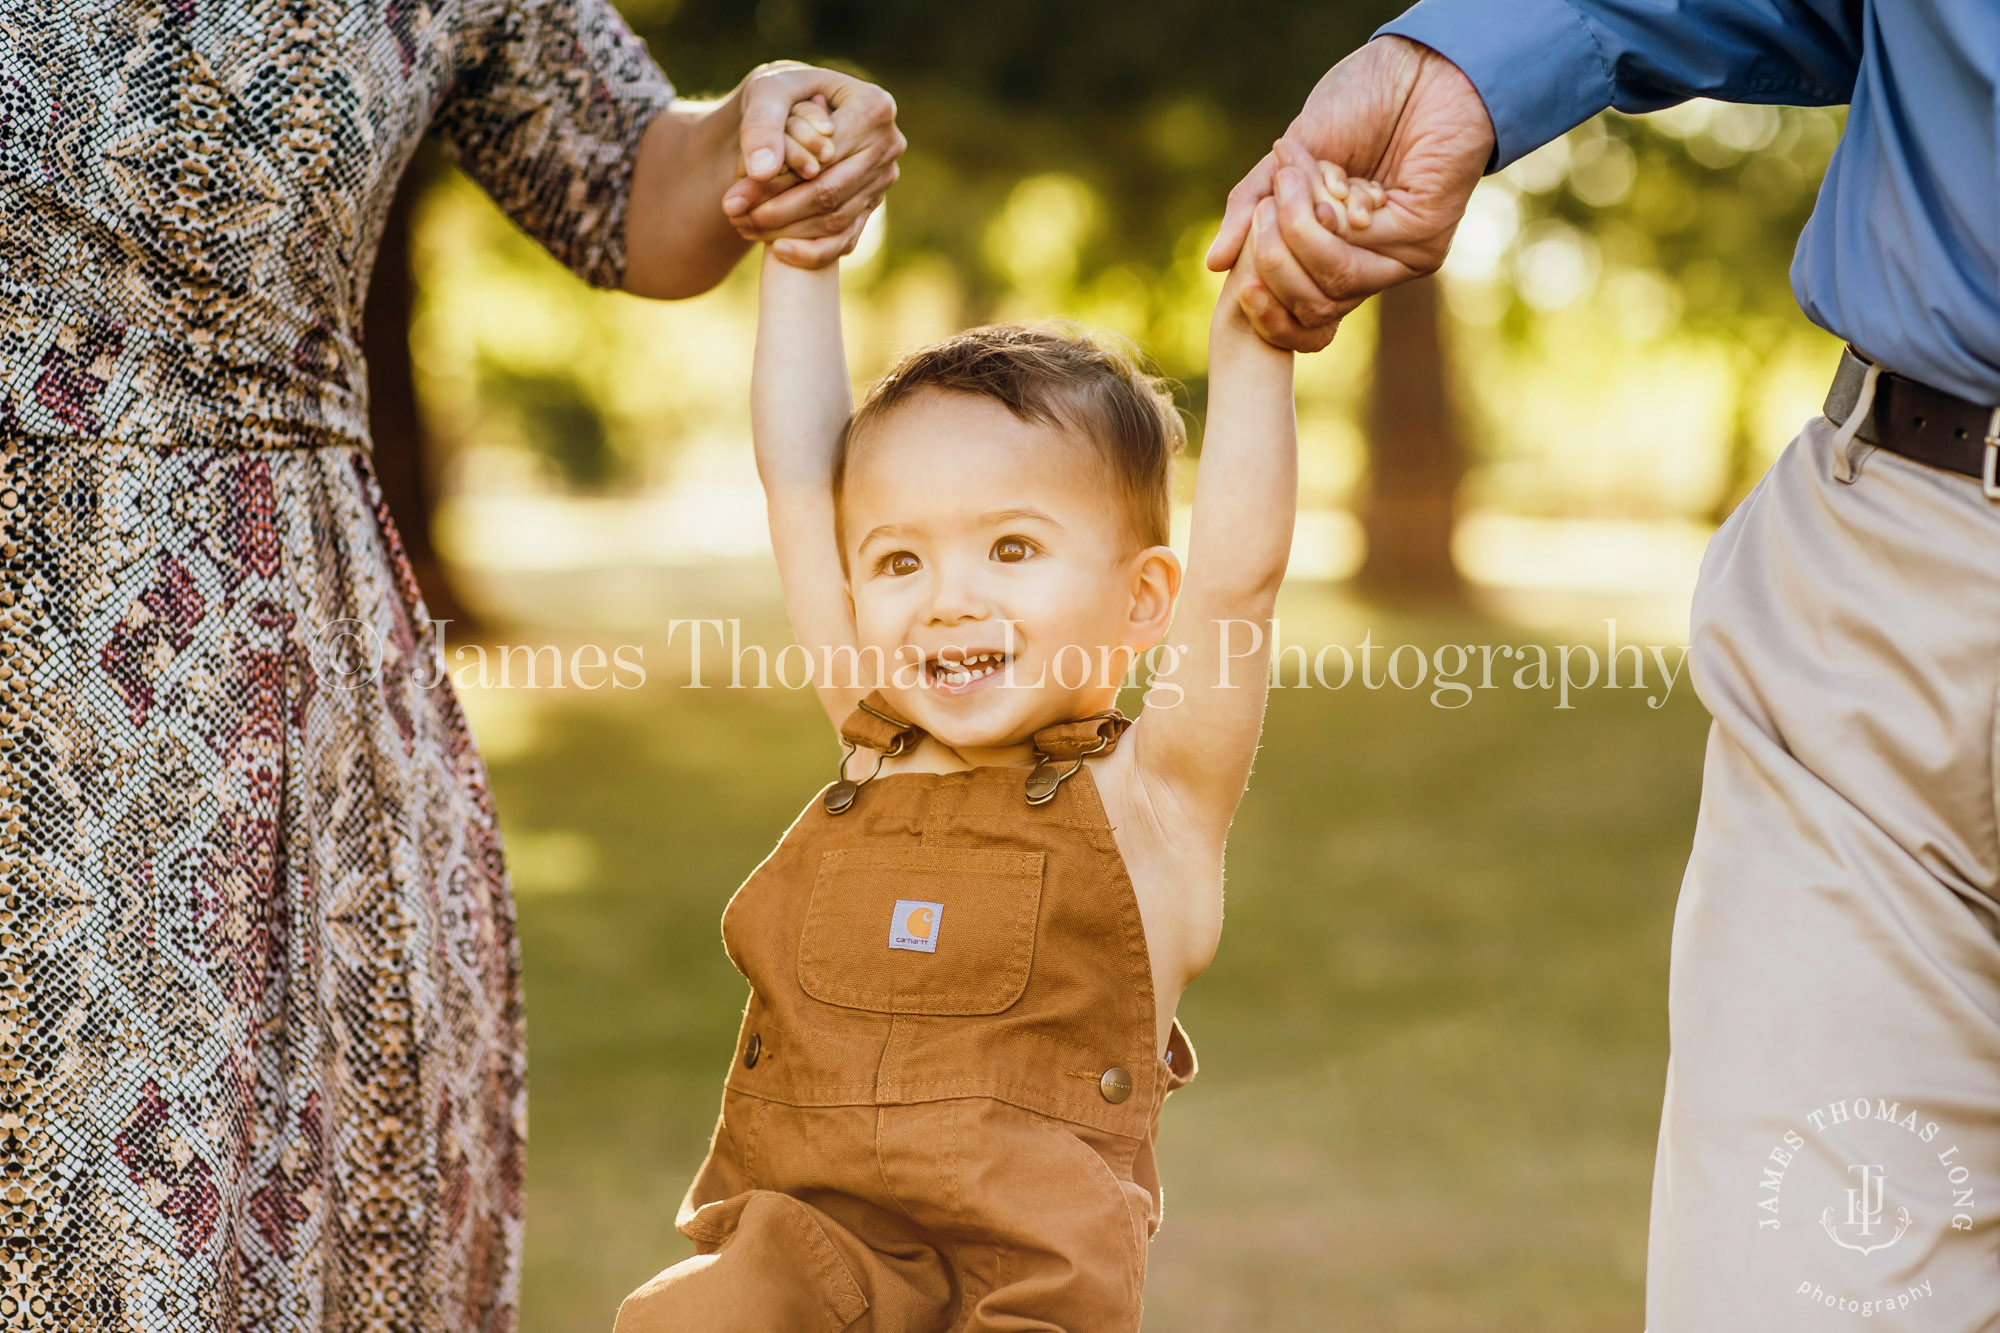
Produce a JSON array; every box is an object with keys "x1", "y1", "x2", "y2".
[{"x1": 0, "y1": 0, "x2": 674, "y2": 1327}]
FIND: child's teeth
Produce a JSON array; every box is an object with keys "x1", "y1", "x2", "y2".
[{"x1": 931, "y1": 651, "x2": 1008, "y2": 687}]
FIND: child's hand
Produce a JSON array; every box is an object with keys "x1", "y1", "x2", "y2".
[
  {"x1": 761, "y1": 94, "x2": 866, "y2": 270},
  {"x1": 1304, "y1": 157, "x2": 1388, "y2": 233},
  {"x1": 781, "y1": 95, "x2": 837, "y2": 182}
]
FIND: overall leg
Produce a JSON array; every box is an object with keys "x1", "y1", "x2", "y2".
[
  {"x1": 878, "y1": 1100, "x2": 1154, "y2": 1333},
  {"x1": 615, "y1": 1101, "x2": 954, "y2": 1333},
  {"x1": 616, "y1": 1190, "x2": 870, "y2": 1333},
  {"x1": 1646, "y1": 419, "x2": 2000, "y2": 1330}
]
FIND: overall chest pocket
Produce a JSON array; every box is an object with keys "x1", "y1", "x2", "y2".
[{"x1": 797, "y1": 847, "x2": 1046, "y2": 1015}]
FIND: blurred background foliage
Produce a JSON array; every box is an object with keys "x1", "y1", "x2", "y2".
[
  {"x1": 377, "y1": 0, "x2": 1844, "y2": 614},
  {"x1": 363, "y1": 5, "x2": 1861, "y2": 1328}
]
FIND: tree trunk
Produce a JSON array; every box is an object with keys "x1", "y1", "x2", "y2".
[
  {"x1": 365, "y1": 143, "x2": 477, "y2": 634},
  {"x1": 1359, "y1": 274, "x2": 1464, "y2": 597}
]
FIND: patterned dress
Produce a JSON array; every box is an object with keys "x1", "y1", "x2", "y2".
[{"x1": 0, "y1": 0, "x2": 673, "y2": 1327}]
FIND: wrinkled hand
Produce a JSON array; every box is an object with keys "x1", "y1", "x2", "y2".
[
  {"x1": 722, "y1": 62, "x2": 905, "y2": 269},
  {"x1": 1225, "y1": 152, "x2": 1389, "y2": 348},
  {"x1": 1206, "y1": 36, "x2": 1494, "y2": 351}
]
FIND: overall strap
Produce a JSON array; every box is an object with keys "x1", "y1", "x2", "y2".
[
  {"x1": 840, "y1": 691, "x2": 921, "y2": 752},
  {"x1": 823, "y1": 694, "x2": 1133, "y2": 812},
  {"x1": 1024, "y1": 710, "x2": 1131, "y2": 805},
  {"x1": 824, "y1": 692, "x2": 922, "y2": 815},
  {"x1": 1029, "y1": 712, "x2": 1131, "y2": 761}
]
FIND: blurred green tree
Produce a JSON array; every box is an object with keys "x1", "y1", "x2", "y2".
[
  {"x1": 369, "y1": 2, "x2": 1460, "y2": 599},
  {"x1": 365, "y1": 4, "x2": 1844, "y2": 606},
  {"x1": 635, "y1": 1, "x2": 1409, "y2": 292},
  {"x1": 1497, "y1": 105, "x2": 1845, "y2": 518}
]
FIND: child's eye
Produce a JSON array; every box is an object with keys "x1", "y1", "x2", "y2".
[
  {"x1": 878, "y1": 551, "x2": 921, "y2": 577},
  {"x1": 991, "y1": 536, "x2": 1034, "y2": 564}
]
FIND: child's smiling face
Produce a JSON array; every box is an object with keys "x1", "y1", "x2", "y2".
[{"x1": 841, "y1": 388, "x2": 1179, "y2": 754}]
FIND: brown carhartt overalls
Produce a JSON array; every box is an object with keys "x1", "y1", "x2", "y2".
[{"x1": 615, "y1": 694, "x2": 1197, "y2": 1333}]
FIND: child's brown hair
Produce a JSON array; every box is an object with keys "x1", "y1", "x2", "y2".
[{"x1": 834, "y1": 324, "x2": 1184, "y2": 557}]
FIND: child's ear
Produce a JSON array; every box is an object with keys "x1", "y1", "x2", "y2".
[{"x1": 1125, "y1": 545, "x2": 1183, "y2": 648}]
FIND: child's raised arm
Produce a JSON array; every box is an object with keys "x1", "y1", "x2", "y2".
[
  {"x1": 1129, "y1": 197, "x2": 1304, "y2": 839},
  {"x1": 751, "y1": 246, "x2": 864, "y2": 730}
]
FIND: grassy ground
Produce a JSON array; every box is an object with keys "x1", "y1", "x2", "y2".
[{"x1": 461, "y1": 571, "x2": 1707, "y2": 1332}]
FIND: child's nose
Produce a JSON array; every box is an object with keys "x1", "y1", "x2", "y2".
[{"x1": 924, "y1": 561, "x2": 991, "y2": 625}]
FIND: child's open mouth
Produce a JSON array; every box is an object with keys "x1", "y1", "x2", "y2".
[{"x1": 924, "y1": 650, "x2": 1012, "y2": 696}]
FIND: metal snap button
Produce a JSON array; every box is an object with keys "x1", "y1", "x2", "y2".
[
  {"x1": 1024, "y1": 761, "x2": 1062, "y2": 804},
  {"x1": 744, "y1": 1033, "x2": 762, "y2": 1069},
  {"x1": 1099, "y1": 1066, "x2": 1133, "y2": 1104}
]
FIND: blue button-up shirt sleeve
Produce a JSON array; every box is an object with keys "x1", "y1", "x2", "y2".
[{"x1": 1379, "y1": 0, "x2": 1862, "y2": 169}]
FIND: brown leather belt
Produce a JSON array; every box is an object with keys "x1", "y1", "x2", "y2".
[{"x1": 1825, "y1": 345, "x2": 2000, "y2": 497}]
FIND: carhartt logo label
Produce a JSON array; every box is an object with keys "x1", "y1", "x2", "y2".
[{"x1": 889, "y1": 900, "x2": 942, "y2": 953}]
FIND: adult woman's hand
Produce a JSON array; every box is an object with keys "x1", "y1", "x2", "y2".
[
  {"x1": 1205, "y1": 36, "x2": 1493, "y2": 351},
  {"x1": 623, "y1": 61, "x2": 903, "y2": 298},
  {"x1": 724, "y1": 62, "x2": 903, "y2": 268}
]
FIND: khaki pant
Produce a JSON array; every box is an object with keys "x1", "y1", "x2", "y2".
[{"x1": 1647, "y1": 416, "x2": 2000, "y2": 1329}]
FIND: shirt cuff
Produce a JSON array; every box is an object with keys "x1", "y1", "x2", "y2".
[{"x1": 1377, "y1": 0, "x2": 1613, "y2": 171}]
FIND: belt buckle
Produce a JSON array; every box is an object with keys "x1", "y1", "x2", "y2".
[{"x1": 1986, "y1": 407, "x2": 2000, "y2": 501}]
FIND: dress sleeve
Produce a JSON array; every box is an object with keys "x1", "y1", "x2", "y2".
[
  {"x1": 1377, "y1": 0, "x2": 1862, "y2": 170},
  {"x1": 433, "y1": 0, "x2": 677, "y2": 289}
]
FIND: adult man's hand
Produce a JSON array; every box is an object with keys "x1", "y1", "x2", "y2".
[
  {"x1": 722, "y1": 61, "x2": 905, "y2": 269},
  {"x1": 1207, "y1": 36, "x2": 1495, "y2": 351}
]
